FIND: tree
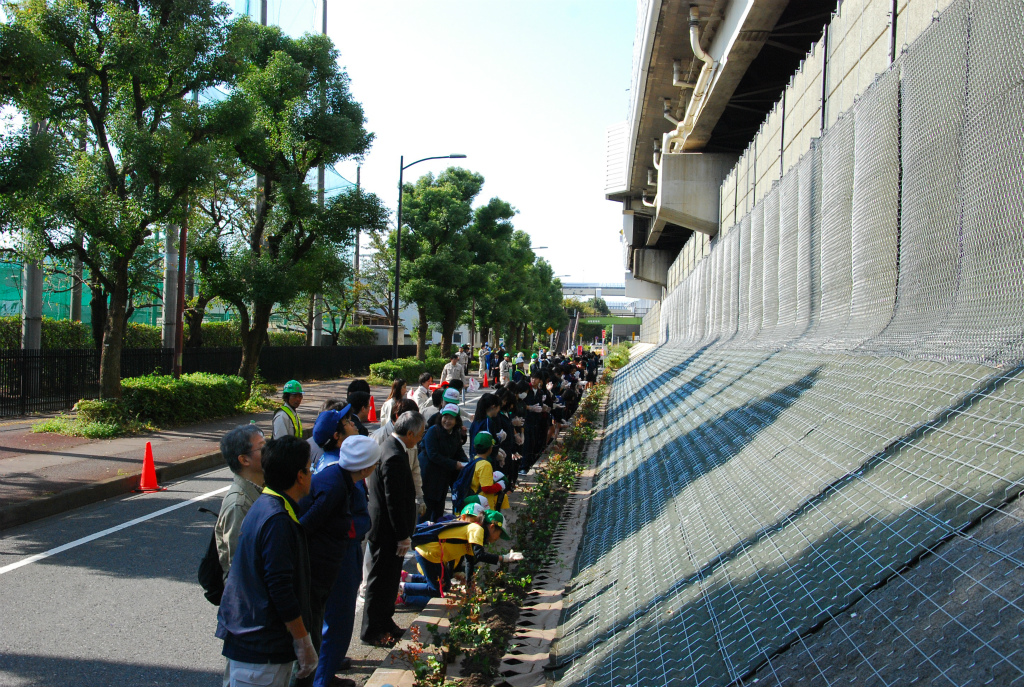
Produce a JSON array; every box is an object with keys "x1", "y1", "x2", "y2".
[
  {"x1": 359, "y1": 229, "x2": 401, "y2": 331},
  {"x1": 197, "y1": 26, "x2": 385, "y2": 390},
  {"x1": 0, "y1": 0, "x2": 238, "y2": 397}
]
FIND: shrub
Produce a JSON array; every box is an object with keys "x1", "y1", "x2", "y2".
[
  {"x1": 605, "y1": 343, "x2": 631, "y2": 371},
  {"x1": 75, "y1": 373, "x2": 248, "y2": 427},
  {"x1": 193, "y1": 321, "x2": 242, "y2": 347},
  {"x1": 368, "y1": 356, "x2": 445, "y2": 383},
  {"x1": 268, "y1": 330, "x2": 306, "y2": 346},
  {"x1": 0, "y1": 316, "x2": 92, "y2": 349},
  {"x1": 337, "y1": 325, "x2": 376, "y2": 346},
  {"x1": 123, "y1": 322, "x2": 162, "y2": 348}
]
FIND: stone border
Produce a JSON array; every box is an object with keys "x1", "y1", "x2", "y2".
[{"x1": 494, "y1": 391, "x2": 607, "y2": 687}]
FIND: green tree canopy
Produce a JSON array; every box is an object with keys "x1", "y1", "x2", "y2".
[{"x1": 0, "y1": 0, "x2": 239, "y2": 397}]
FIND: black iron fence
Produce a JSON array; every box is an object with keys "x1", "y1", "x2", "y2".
[{"x1": 0, "y1": 344, "x2": 417, "y2": 417}]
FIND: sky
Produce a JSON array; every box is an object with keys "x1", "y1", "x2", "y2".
[
  {"x1": 1, "y1": 1, "x2": 638, "y2": 285},
  {"x1": 307, "y1": 0, "x2": 637, "y2": 285}
]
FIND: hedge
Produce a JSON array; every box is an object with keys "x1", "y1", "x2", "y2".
[
  {"x1": 369, "y1": 355, "x2": 446, "y2": 383},
  {"x1": 187, "y1": 320, "x2": 242, "y2": 347},
  {"x1": 0, "y1": 316, "x2": 92, "y2": 349},
  {"x1": 123, "y1": 322, "x2": 162, "y2": 348},
  {"x1": 268, "y1": 331, "x2": 306, "y2": 347},
  {"x1": 77, "y1": 372, "x2": 248, "y2": 427},
  {"x1": 336, "y1": 325, "x2": 376, "y2": 346}
]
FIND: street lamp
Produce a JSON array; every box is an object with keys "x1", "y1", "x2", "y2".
[{"x1": 394, "y1": 153, "x2": 467, "y2": 358}]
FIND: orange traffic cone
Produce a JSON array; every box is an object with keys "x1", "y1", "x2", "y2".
[
  {"x1": 368, "y1": 395, "x2": 378, "y2": 422},
  {"x1": 136, "y1": 441, "x2": 166, "y2": 492},
  {"x1": 482, "y1": 373, "x2": 489, "y2": 388}
]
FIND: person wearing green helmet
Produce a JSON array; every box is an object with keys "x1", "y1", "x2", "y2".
[{"x1": 272, "y1": 380, "x2": 304, "y2": 440}]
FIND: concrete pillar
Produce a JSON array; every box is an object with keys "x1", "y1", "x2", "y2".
[
  {"x1": 21, "y1": 261, "x2": 42, "y2": 398},
  {"x1": 312, "y1": 295, "x2": 323, "y2": 346},
  {"x1": 21, "y1": 262, "x2": 42, "y2": 349},
  {"x1": 161, "y1": 228, "x2": 178, "y2": 349}
]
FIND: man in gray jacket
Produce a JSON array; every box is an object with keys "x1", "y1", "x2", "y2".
[{"x1": 215, "y1": 424, "x2": 267, "y2": 576}]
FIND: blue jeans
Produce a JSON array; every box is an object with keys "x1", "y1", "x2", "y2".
[
  {"x1": 403, "y1": 552, "x2": 444, "y2": 606},
  {"x1": 313, "y1": 542, "x2": 362, "y2": 687}
]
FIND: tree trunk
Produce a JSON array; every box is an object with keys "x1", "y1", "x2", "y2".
[
  {"x1": 89, "y1": 280, "x2": 108, "y2": 350},
  {"x1": 480, "y1": 326, "x2": 490, "y2": 345},
  {"x1": 184, "y1": 294, "x2": 212, "y2": 347},
  {"x1": 416, "y1": 304, "x2": 428, "y2": 361},
  {"x1": 440, "y1": 306, "x2": 458, "y2": 359},
  {"x1": 238, "y1": 304, "x2": 273, "y2": 393},
  {"x1": 98, "y1": 275, "x2": 129, "y2": 399}
]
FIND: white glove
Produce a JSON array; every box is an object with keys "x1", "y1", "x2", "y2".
[
  {"x1": 528, "y1": 404, "x2": 542, "y2": 413},
  {"x1": 396, "y1": 538, "x2": 411, "y2": 557},
  {"x1": 497, "y1": 449, "x2": 507, "y2": 463},
  {"x1": 495, "y1": 480, "x2": 506, "y2": 491},
  {"x1": 493, "y1": 471, "x2": 505, "y2": 482},
  {"x1": 418, "y1": 502, "x2": 427, "y2": 517},
  {"x1": 512, "y1": 417, "x2": 524, "y2": 427},
  {"x1": 293, "y1": 634, "x2": 318, "y2": 678},
  {"x1": 543, "y1": 405, "x2": 551, "y2": 413},
  {"x1": 497, "y1": 430, "x2": 507, "y2": 442},
  {"x1": 502, "y1": 551, "x2": 524, "y2": 563}
]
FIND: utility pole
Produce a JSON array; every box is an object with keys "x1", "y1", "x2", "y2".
[
  {"x1": 353, "y1": 166, "x2": 361, "y2": 323},
  {"x1": 161, "y1": 227, "x2": 178, "y2": 349}
]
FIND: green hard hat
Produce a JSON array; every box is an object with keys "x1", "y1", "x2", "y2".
[
  {"x1": 283, "y1": 380, "x2": 303, "y2": 394},
  {"x1": 531, "y1": 353, "x2": 538, "y2": 359}
]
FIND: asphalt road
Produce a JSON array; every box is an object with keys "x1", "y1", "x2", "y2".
[{"x1": 0, "y1": 386, "x2": 488, "y2": 687}]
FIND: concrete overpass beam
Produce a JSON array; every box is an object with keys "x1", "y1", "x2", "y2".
[{"x1": 650, "y1": 152, "x2": 737, "y2": 243}]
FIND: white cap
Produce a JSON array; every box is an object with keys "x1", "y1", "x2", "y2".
[{"x1": 338, "y1": 435, "x2": 382, "y2": 471}]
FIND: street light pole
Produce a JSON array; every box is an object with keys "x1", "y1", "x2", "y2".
[{"x1": 393, "y1": 153, "x2": 467, "y2": 359}]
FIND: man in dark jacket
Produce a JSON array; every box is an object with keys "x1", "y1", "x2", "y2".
[
  {"x1": 216, "y1": 435, "x2": 318, "y2": 686},
  {"x1": 419, "y1": 404, "x2": 468, "y2": 522},
  {"x1": 360, "y1": 410, "x2": 425, "y2": 646}
]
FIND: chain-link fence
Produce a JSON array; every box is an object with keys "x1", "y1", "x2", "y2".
[{"x1": 557, "y1": 1, "x2": 1024, "y2": 685}]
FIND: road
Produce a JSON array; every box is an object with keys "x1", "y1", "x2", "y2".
[{"x1": 0, "y1": 385, "x2": 488, "y2": 687}]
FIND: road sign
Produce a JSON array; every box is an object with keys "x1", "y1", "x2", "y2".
[
  {"x1": 546, "y1": 327, "x2": 554, "y2": 335},
  {"x1": 601, "y1": 329, "x2": 606, "y2": 338}
]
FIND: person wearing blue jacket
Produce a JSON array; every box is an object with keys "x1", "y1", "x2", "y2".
[
  {"x1": 216, "y1": 435, "x2": 317, "y2": 686},
  {"x1": 299, "y1": 425, "x2": 379, "y2": 687}
]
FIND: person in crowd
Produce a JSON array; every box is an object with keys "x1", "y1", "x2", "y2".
[
  {"x1": 412, "y1": 372, "x2": 433, "y2": 412},
  {"x1": 361, "y1": 411, "x2": 425, "y2": 647},
  {"x1": 515, "y1": 378, "x2": 536, "y2": 473},
  {"x1": 512, "y1": 354, "x2": 527, "y2": 383},
  {"x1": 493, "y1": 389, "x2": 521, "y2": 485},
  {"x1": 345, "y1": 391, "x2": 371, "y2": 436},
  {"x1": 420, "y1": 403, "x2": 468, "y2": 522},
  {"x1": 215, "y1": 425, "x2": 267, "y2": 579},
  {"x1": 468, "y1": 432, "x2": 509, "y2": 511},
  {"x1": 299, "y1": 433, "x2": 379, "y2": 687},
  {"x1": 498, "y1": 353, "x2": 511, "y2": 386},
  {"x1": 477, "y1": 344, "x2": 488, "y2": 379},
  {"x1": 401, "y1": 509, "x2": 520, "y2": 606},
  {"x1": 469, "y1": 393, "x2": 505, "y2": 450},
  {"x1": 373, "y1": 399, "x2": 425, "y2": 516},
  {"x1": 458, "y1": 345, "x2": 469, "y2": 371},
  {"x1": 216, "y1": 436, "x2": 317, "y2": 686},
  {"x1": 440, "y1": 354, "x2": 464, "y2": 386},
  {"x1": 529, "y1": 352, "x2": 540, "y2": 376},
  {"x1": 379, "y1": 379, "x2": 407, "y2": 426},
  {"x1": 308, "y1": 399, "x2": 347, "y2": 466},
  {"x1": 272, "y1": 380, "x2": 304, "y2": 439},
  {"x1": 422, "y1": 387, "x2": 445, "y2": 425}
]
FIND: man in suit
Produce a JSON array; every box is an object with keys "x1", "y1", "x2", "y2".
[{"x1": 360, "y1": 410, "x2": 425, "y2": 646}]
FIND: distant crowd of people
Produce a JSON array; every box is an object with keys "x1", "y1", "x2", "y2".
[{"x1": 205, "y1": 344, "x2": 600, "y2": 687}]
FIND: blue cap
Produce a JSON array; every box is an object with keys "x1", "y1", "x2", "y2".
[{"x1": 312, "y1": 405, "x2": 351, "y2": 447}]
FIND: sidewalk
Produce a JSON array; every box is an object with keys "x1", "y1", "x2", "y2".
[{"x1": 0, "y1": 377, "x2": 392, "y2": 530}]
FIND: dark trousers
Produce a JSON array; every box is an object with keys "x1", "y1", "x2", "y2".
[
  {"x1": 296, "y1": 573, "x2": 335, "y2": 687},
  {"x1": 423, "y1": 496, "x2": 447, "y2": 523},
  {"x1": 313, "y1": 543, "x2": 361, "y2": 687},
  {"x1": 360, "y1": 538, "x2": 404, "y2": 641}
]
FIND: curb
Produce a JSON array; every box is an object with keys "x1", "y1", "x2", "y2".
[{"x1": 0, "y1": 449, "x2": 225, "y2": 532}]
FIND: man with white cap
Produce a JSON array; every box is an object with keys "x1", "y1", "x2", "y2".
[{"x1": 299, "y1": 434, "x2": 380, "y2": 687}]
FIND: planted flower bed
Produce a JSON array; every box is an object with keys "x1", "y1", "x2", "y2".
[{"x1": 398, "y1": 381, "x2": 608, "y2": 686}]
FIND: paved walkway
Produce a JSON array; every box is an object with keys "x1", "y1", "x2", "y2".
[{"x1": 0, "y1": 378, "x2": 393, "y2": 509}]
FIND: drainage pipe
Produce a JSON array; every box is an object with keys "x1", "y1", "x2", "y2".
[{"x1": 665, "y1": 5, "x2": 718, "y2": 153}]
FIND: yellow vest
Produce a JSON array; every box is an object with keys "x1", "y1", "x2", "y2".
[{"x1": 276, "y1": 404, "x2": 302, "y2": 438}]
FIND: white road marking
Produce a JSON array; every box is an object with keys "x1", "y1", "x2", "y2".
[{"x1": 0, "y1": 485, "x2": 230, "y2": 576}]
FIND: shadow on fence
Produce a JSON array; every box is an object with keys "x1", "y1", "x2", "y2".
[{"x1": 0, "y1": 344, "x2": 416, "y2": 417}]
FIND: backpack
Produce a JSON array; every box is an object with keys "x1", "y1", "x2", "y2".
[
  {"x1": 197, "y1": 508, "x2": 224, "y2": 605},
  {"x1": 450, "y1": 457, "x2": 484, "y2": 514},
  {"x1": 411, "y1": 520, "x2": 466, "y2": 546}
]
